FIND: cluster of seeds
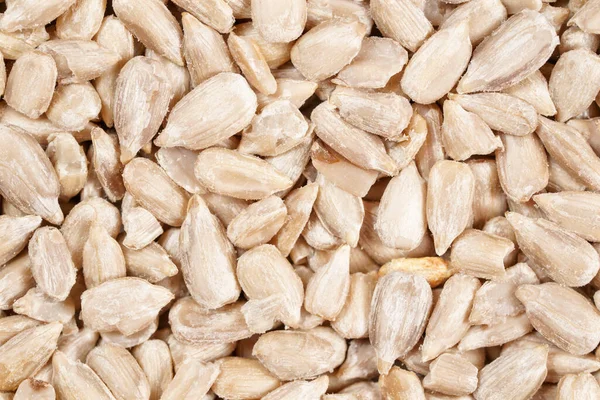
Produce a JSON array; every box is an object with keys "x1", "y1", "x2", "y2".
[{"x1": 2, "y1": 0, "x2": 600, "y2": 399}]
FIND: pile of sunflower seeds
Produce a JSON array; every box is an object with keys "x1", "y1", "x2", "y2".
[{"x1": 1, "y1": 0, "x2": 600, "y2": 398}]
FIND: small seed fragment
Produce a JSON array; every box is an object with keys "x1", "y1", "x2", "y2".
[{"x1": 379, "y1": 366, "x2": 426, "y2": 400}]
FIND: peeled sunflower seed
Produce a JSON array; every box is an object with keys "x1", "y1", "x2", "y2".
[
  {"x1": 46, "y1": 82, "x2": 101, "y2": 131},
  {"x1": 0, "y1": 322, "x2": 63, "y2": 391},
  {"x1": 302, "y1": 212, "x2": 343, "y2": 251},
  {"x1": 182, "y1": 12, "x2": 237, "y2": 87},
  {"x1": 441, "y1": 100, "x2": 503, "y2": 161},
  {"x1": 161, "y1": 359, "x2": 219, "y2": 400},
  {"x1": 0, "y1": 316, "x2": 41, "y2": 346},
  {"x1": 306, "y1": 0, "x2": 373, "y2": 32},
  {"x1": 311, "y1": 102, "x2": 398, "y2": 176},
  {"x1": 427, "y1": 160, "x2": 475, "y2": 255},
  {"x1": 46, "y1": 133, "x2": 88, "y2": 201},
  {"x1": 86, "y1": 343, "x2": 151, "y2": 400},
  {"x1": 4, "y1": 51, "x2": 56, "y2": 119},
  {"x1": 569, "y1": 0, "x2": 600, "y2": 34},
  {"x1": 0, "y1": 0, "x2": 76, "y2": 32},
  {"x1": 234, "y1": 22, "x2": 293, "y2": 69},
  {"x1": 413, "y1": 103, "x2": 445, "y2": 180},
  {"x1": 155, "y1": 147, "x2": 204, "y2": 194},
  {"x1": 227, "y1": 32, "x2": 277, "y2": 96},
  {"x1": 423, "y1": 353, "x2": 479, "y2": 396},
  {"x1": 12, "y1": 287, "x2": 74, "y2": 324},
  {"x1": 121, "y1": 241, "x2": 178, "y2": 284},
  {"x1": 468, "y1": 159, "x2": 507, "y2": 229},
  {"x1": 379, "y1": 366, "x2": 426, "y2": 400},
  {"x1": 370, "y1": 0, "x2": 433, "y2": 52},
  {"x1": 0, "y1": 253, "x2": 36, "y2": 311},
  {"x1": 458, "y1": 313, "x2": 534, "y2": 352},
  {"x1": 556, "y1": 373, "x2": 600, "y2": 399},
  {"x1": 169, "y1": 297, "x2": 251, "y2": 344},
  {"x1": 290, "y1": 19, "x2": 366, "y2": 82},
  {"x1": 253, "y1": 327, "x2": 347, "y2": 381},
  {"x1": 256, "y1": 78, "x2": 318, "y2": 110},
  {"x1": 333, "y1": 37, "x2": 407, "y2": 89},
  {"x1": 440, "y1": 0, "x2": 507, "y2": 45},
  {"x1": 502, "y1": 70, "x2": 556, "y2": 117},
  {"x1": 251, "y1": 0, "x2": 306, "y2": 43},
  {"x1": 458, "y1": 10, "x2": 558, "y2": 93},
  {"x1": 38, "y1": 39, "x2": 120, "y2": 84},
  {"x1": 422, "y1": 274, "x2": 480, "y2": 362},
  {"x1": 201, "y1": 193, "x2": 249, "y2": 228},
  {"x1": 263, "y1": 375, "x2": 328, "y2": 400},
  {"x1": 401, "y1": 21, "x2": 471, "y2": 104},
  {"x1": 474, "y1": 344, "x2": 548, "y2": 400},
  {"x1": 179, "y1": 195, "x2": 240, "y2": 310},
  {"x1": 57, "y1": 327, "x2": 98, "y2": 362},
  {"x1": 132, "y1": 340, "x2": 173, "y2": 400},
  {"x1": 450, "y1": 229, "x2": 514, "y2": 280},
  {"x1": 330, "y1": 86, "x2": 412, "y2": 141},
  {"x1": 227, "y1": 196, "x2": 287, "y2": 249},
  {"x1": 470, "y1": 263, "x2": 539, "y2": 326},
  {"x1": 113, "y1": 56, "x2": 171, "y2": 164},
  {"x1": 56, "y1": 0, "x2": 106, "y2": 41},
  {"x1": 331, "y1": 272, "x2": 377, "y2": 340},
  {"x1": 506, "y1": 212, "x2": 600, "y2": 287},
  {"x1": 516, "y1": 283, "x2": 600, "y2": 355},
  {"x1": 80, "y1": 277, "x2": 174, "y2": 336},
  {"x1": 378, "y1": 257, "x2": 451, "y2": 289},
  {"x1": 155, "y1": 73, "x2": 257, "y2": 150},
  {"x1": 238, "y1": 100, "x2": 310, "y2": 157},
  {"x1": 112, "y1": 0, "x2": 183, "y2": 65},
  {"x1": 549, "y1": 49, "x2": 600, "y2": 122},
  {"x1": 559, "y1": 26, "x2": 600, "y2": 54},
  {"x1": 90, "y1": 127, "x2": 125, "y2": 202},
  {"x1": 195, "y1": 148, "x2": 294, "y2": 200},
  {"x1": 386, "y1": 113, "x2": 428, "y2": 172},
  {"x1": 172, "y1": 0, "x2": 234, "y2": 34},
  {"x1": 123, "y1": 158, "x2": 191, "y2": 227},
  {"x1": 0, "y1": 215, "x2": 41, "y2": 267},
  {"x1": 265, "y1": 135, "x2": 313, "y2": 193},
  {"x1": 14, "y1": 378, "x2": 55, "y2": 400},
  {"x1": 370, "y1": 272, "x2": 432, "y2": 374},
  {"x1": 52, "y1": 350, "x2": 115, "y2": 400},
  {"x1": 100, "y1": 317, "x2": 159, "y2": 349},
  {"x1": 212, "y1": 357, "x2": 280, "y2": 399}
]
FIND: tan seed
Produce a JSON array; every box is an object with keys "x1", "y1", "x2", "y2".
[
  {"x1": 212, "y1": 357, "x2": 280, "y2": 399},
  {"x1": 172, "y1": 0, "x2": 234, "y2": 34},
  {"x1": 556, "y1": 373, "x2": 600, "y2": 400},
  {"x1": 370, "y1": 0, "x2": 433, "y2": 52},
  {"x1": 459, "y1": 314, "x2": 533, "y2": 352},
  {"x1": 0, "y1": 0, "x2": 76, "y2": 32},
  {"x1": 423, "y1": 353, "x2": 478, "y2": 396},
  {"x1": 161, "y1": 359, "x2": 219, "y2": 400},
  {"x1": 228, "y1": 32, "x2": 277, "y2": 95},
  {"x1": 0, "y1": 253, "x2": 35, "y2": 311},
  {"x1": 262, "y1": 375, "x2": 328, "y2": 400},
  {"x1": 503, "y1": 70, "x2": 557, "y2": 117},
  {"x1": 450, "y1": 229, "x2": 514, "y2": 280},
  {"x1": 132, "y1": 340, "x2": 173, "y2": 400},
  {"x1": 46, "y1": 83, "x2": 101, "y2": 131},
  {"x1": 235, "y1": 22, "x2": 293, "y2": 69},
  {"x1": 52, "y1": 350, "x2": 115, "y2": 400},
  {"x1": 379, "y1": 366, "x2": 426, "y2": 400},
  {"x1": 332, "y1": 272, "x2": 377, "y2": 339}
]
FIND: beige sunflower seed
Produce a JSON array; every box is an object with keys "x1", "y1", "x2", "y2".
[
  {"x1": 113, "y1": 57, "x2": 171, "y2": 164},
  {"x1": 0, "y1": 322, "x2": 62, "y2": 391},
  {"x1": 458, "y1": 10, "x2": 558, "y2": 93},
  {"x1": 496, "y1": 132, "x2": 548, "y2": 203},
  {"x1": 402, "y1": 22, "x2": 471, "y2": 104},
  {"x1": 272, "y1": 184, "x2": 318, "y2": 257},
  {"x1": 121, "y1": 240, "x2": 177, "y2": 283},
  {"x1": 123, "y1": 158, "x2": 190, "y2": 226},
  {"x1": 38, "y1": 39, "x2": 120, "y2": 84},
  {"x1": 172, "y1": 0, "x2": 234, "y2": 34},
  {"x1": 370, "y1": 272, "x2": 432, "y2": 374},
  {"x1": 331, "y1": 272, "x2": 377, "y2": 339},
  {"x1": 81, "y1": 277, "x2": 174, "y2": 335},
  {"x1": 468, "y1": 159, "x2": 507, "y2": 228},
  {"x1": 265, "y1": 135, "x2": 314, "y2": 195},
  {"x1": 86, "y1": 344, "x2": 151, "y2": 400},
  {"x1": 451, "y1": 229, "x2": 515, "y2": 280},
  {"x1": 312, "y1": 102, "x2": 399, "y2": 176},
  {"x1": 12, "y1": 287, "x2": 74, "y2": 324},
  {"x1": 46, "y1": 82, "x2": 101, "y2": 131},
  {"x1": 311, "y1": 141, "x2": 377, "y2": 198},
  {"x1": 252, "y1": 0, "x2": 306, "y2": 43},
  {"x1": 306, "y1": 0, "x2": 373, "y2": 31},
  {"x1": 0, "y1": 216, "x2": 41, "y2": 267},
  {"x1": 336, "y1": 339, "x2": 378, "y2": 382},
  {"x1": 421, "y1": 274, "x2": 480, "y2": 361},
  {"x1": 441, "y1": 0, "x2": 507, "y2": 45},
  {"x1": 379, "y1": 366, "x2": 426, "y2": 400},
  {"x1": 100, "y1": 317, "x2": 158, "y2": 349},
  {"x1": 93, "y1": 16, "x2": 135, "y2": 128},
  {"x1": 337, "y1": 381, "x2": 381, "y2": 398},
  {"x1": 0, "y1": 316, "x2": 41, "y2": 346},
  {"x1": 195, "y1": 148, "x2": 293, "y2": 200},
  {"x1": 14, "y1": 378, "x2": 55, "y2": 400},
  {"x1": 155, "y1": 147, "x2": 203, "y2": 194},
  {"x1": 4, "y1": 51, "x2": 56, "y2": 119},
  {"x1": 569, "y1": 0, "x2": 600, "y2": 34},
  {"x1": 502, "y1": 0, "x2": 542, "y2": 14},
  {"x1": 470, "y1": 263, "x2": 539, "y2": 325},
  {"x1": 379, "y1": 257, "x2": 451, "y2": 289},
  {"x1": 112, "y1": 0, "x2": 183, "y2": 65},
  {"x1": 60, "y1": 197, "x2": 121, "y2": 267},
  {"x1": 122, "y1": 209, "x2": 163, "y2": 251},
  {"x1": 556, "y1": 373, "x2": 600, "y2": 399},
  {"x1": 459, "y1": 314, "x2": 533, "y2": 351},
  {"x1": 305, "y1": 244, "x2": 351, "y2": 321},
  {"x1": 549, "y1": 49, "x2": 600, "y2": 122},
  {"x1": 90, "y1": 128, "x2": 124, "y2": 201},
  {"x1": 441, "y1": 100, "x2": 503, "y2": 161},
  {"x1": 559, "y1": 26, "x2": 600, "y2": 54},
  {"x1": 237, "y1": 244, "x2": 304, "y2": 328},
  {"x1": 57, "y1": 327, "x2": 98, "y2": 362},
  {"x1": 55, "y1": 0, "x2": 105, "y2": 40},
  {"x1": 413, "y1": 104, "x2": 445, "y2": 180},
  {"x1": 0, "y1": 105, "x2": 65, "y2": 146},
  {"x1": 228, "y1": 33, "x2": 277, "y2": 95},
  {"x1": 537, "y1": 116, "x2": 600, "y2": 191},
  {"x1": 225, "y1": 0, "x2": 251, "y2": 19},
  {"x1": 507, "y1": 212, "x2": 600, "y2": 286},
  {"x1": 263, "y1": 375, "x2": 328, "y2": 400},
  {"x1": 0, "y1": 253, "x2": 35, "y2": 310},
  {"x1": 160, "y1": 359, "x2": 219, "y2": 400},
  {"x1": 376, "y1": 162, "x2": 427, "y2": 251},
  {"x1": 201, "y1": 193, "x2": 249, "y2": 228},
  {"x1": 239, "y1": 100, "x2": 309, "y2": 157},
  {"x1": 427, "y1": 160, "x2": 475, "y2": 255},
  {"x1": 145, "y1": 49, "x2": 191, "y2": 110},
  {"x1": 131, "y1": 340, "x2": 173, "y2": 400},
  {"x1": 228, "y1": 197, "x2": 287, "y2": 249},
  {"x1": 155, "y1": 73, "x2": 256, "y2": 150},
  {"x1": 0, "y1": 29, "x2": 42, "y2": 61},
  {"x1": 212, "y1": 357, "x2": 279, "y2": 399},
  {"x1": 502, "y1": 70, "x2": 556, "y2": 117},
  {"x1": 474, "y1": 344, "x2": 548, "y2": 400},
  {"x1": 333, "y1": 37, "x2": 407, "y2": 89},
  {"x1": 29, "y1": 227, "x2": 76, "y2": 301},
  {"x1": 516, "y1": 283, "x2": 600, "y2": 355},
  {"x1": 386, "y1": 114, "x2": 428, "y2": 173},
  {"x1": 290, "y1": 19, "x2": 366, "y2": 81},
  {"x1": 256, "y1": 78, "x2": 317, "y2": 110},
  {"x1": 0, "y1": 127, "x2": 62, "y2": 224},
  {"x1": 534, "y1": 192, "x2": 600, "y2": 242},
  {"x1": 46, "y1": 133, "x2": 87, "y2": 201},
  {"x1": 370, "y1": 0, "x2": 433, "y2": 52},
  {"x1": 423, "y1": 353, "x2": 478, "y2": 396},
  {"x1": 169, "y1": 297, "x2": 251, "y2": 344},
  {"x1": 182, "y1": 13, "x2": 237, "y2": 88},
  {"x1": 234, "y1": 22, "x2": 293, "y2": 69},
  {"x1": 330, "y1": 87, "x2": 413, "y2": 141},
  {"x1": 253, "y1": 327, "x2": 347, "y2": 380},
  {"x1": 167, "y1": 335, "x2": 235, "y2": 369},
  {"x1": 302, "y1": 212, "x2": 343, "y2": 251},
  {"x1": 52, "y1": 350, "x2": 115, "y2": 400},
  {"x1": 0, "y1": 0, "x2": 76, "y2": 32}
]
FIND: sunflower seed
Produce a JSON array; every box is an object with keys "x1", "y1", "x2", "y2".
[
  {"x1": 502, "y1": 70, "x2": 556, "y2": 117},
  {"x1": 167, "y1": 335, "x2": 235, "y2": 369},
  {"x1": 331, "y1": 272, "x2": 377, "y2": 339},
  {"x1": 379, "y1": 257, "x2": 451, "y2": 289},
  {"x1": 46, "y1": 82, "x2": 101, "y2": 131},
  {"x1": 212, "y1": 357, "x2": 280, "y2": 399},
  {"x1": 459, "y1": 314, "x2": 533, "y2": 352},
  {"x1": 569, "y1": 0, "x2": 600, "y2": 34},
  {"x1": 234, "y1": 22, "x2": 293, "y2": 69},
  {"x1": 423, "y1": 353, "x2": 478, "y2": 396},
  {"x1": 228, "y1": 33, "x2": 277, "y2": 95},
  {"x1": 556, "y1": 373, "x2": 600, "y2": 399},
  {"x1": 0, "y1": 316, "x2": 41, "y2": 346},
  {"x1": 379, "y1": 366, "x2": 426, "y2": 399},
  {"x1": 451, "y1": 229, "x2": 514, "y2": 280},
  {"x1": 0, "y1": 0, "x2": 77, "y2": 32},
  {"x1": 131, "y1": 340, "x2": 173, "y2": 400},
  {"x1": 0, "y1": 216, "x2": 41, "y2": 267},
  {"x1": 161, "y1": 359, "x2": 219, "y2": 400},
  {"x1": 0, "y1": 253, "x2": 35, "y2": 311},
  {"x1": 14, "y1": 378, "x2": 55, "y2": 400},
  {"x1": 251, "y1": 0, "x2": 306, "y2": 43},
  {"x1": 172, "y1": 0, "x2": 234, "y2": 34},
  {"x1": 52, "y1": 350, "x2": 115, "y2": 400},
  {"x1": 371, "y1": 0, "x2": 433, "y2": 52},
  {"x1": 121, "y1": 240, "x2": 177, "y2": 284},
  {"x1": 262, "y1": 375, "x2": 328, "y2": 400},
  {"x1": 440, "y1": 0, "x2": 507, "y2": 45}
]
